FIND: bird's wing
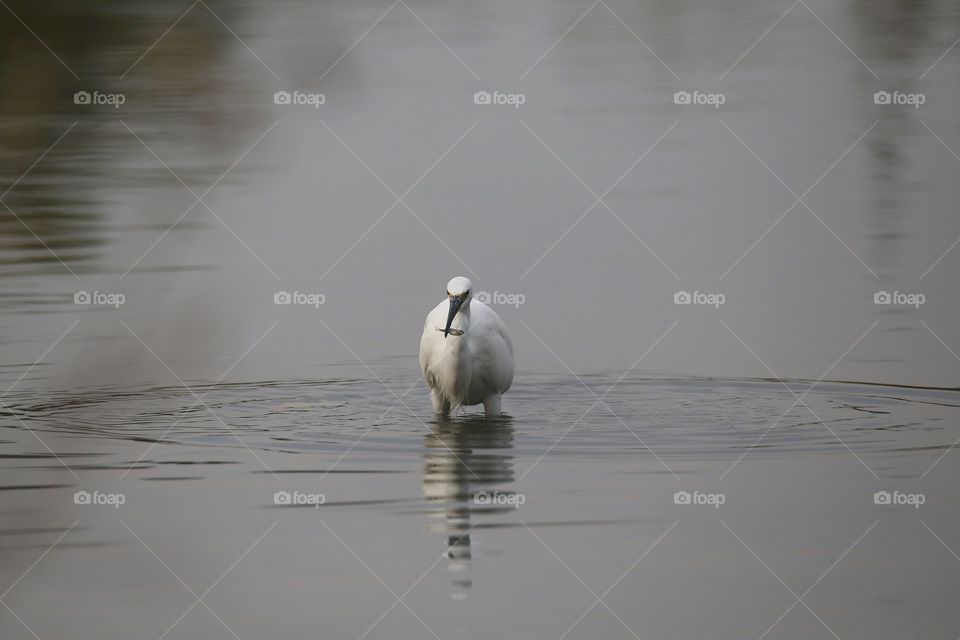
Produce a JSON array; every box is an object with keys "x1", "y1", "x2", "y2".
[
  {"x1": 419, "y1": 300, "x2": 446, "y2": 384},
  {"x1": 467, "y1": 301, "x2": 515, "y2": 397}
]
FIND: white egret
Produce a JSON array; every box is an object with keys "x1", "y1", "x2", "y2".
[{"x1": 419, "y1": 277, "x2": 514, "y2": 417}]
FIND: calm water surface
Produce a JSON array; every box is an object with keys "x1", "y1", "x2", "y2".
[{"x1": 2, "y1": 0, "x2": 960, "y2": 638}]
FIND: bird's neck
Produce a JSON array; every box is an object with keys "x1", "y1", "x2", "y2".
[{"x1": 441, "y1": 306, "x2": 472, "y2": 395}]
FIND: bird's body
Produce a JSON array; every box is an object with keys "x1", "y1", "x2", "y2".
[{"x1": 419, "y1": 277, "x2": 514, "y2": 417}]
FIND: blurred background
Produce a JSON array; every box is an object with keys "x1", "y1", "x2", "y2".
[{"x1": 0, "y1": 0, "x2": 958, "y2": 389}]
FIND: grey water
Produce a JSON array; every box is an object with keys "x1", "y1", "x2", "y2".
[{"x1": 2, "y1": 0, "x2": 960, "y2": 638}]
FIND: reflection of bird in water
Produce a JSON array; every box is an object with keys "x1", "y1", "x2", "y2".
[{"x1": 422, "y1": 416, "x2": 514, "y2": 599}]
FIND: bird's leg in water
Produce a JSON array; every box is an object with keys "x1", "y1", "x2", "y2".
[
  {"x1": 483, "y1": 394, "x2": 502, "y2": 417},
  {"x1": 431, "y1": 390, "x2": 451, "y2": 415}
]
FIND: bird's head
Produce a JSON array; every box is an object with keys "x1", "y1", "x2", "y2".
[{"x1": 443, "y1": 277, "x2": 473, "y2": 338}]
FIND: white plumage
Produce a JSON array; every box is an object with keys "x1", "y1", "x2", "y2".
[{"x1": 419, "y1": 277, "x2": 514, "y2": 417}]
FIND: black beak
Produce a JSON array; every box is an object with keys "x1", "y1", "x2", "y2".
[{"x1": 444, "y1": 296, "x2": 464, "y2": 338}]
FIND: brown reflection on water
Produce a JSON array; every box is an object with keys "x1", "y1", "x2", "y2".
[
  {"x1": 850, "y1": 0, "x2": 934, "y2": 274},
  {"x1": 0, "y1": 0, "x2": 268, "y2": 274}
]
